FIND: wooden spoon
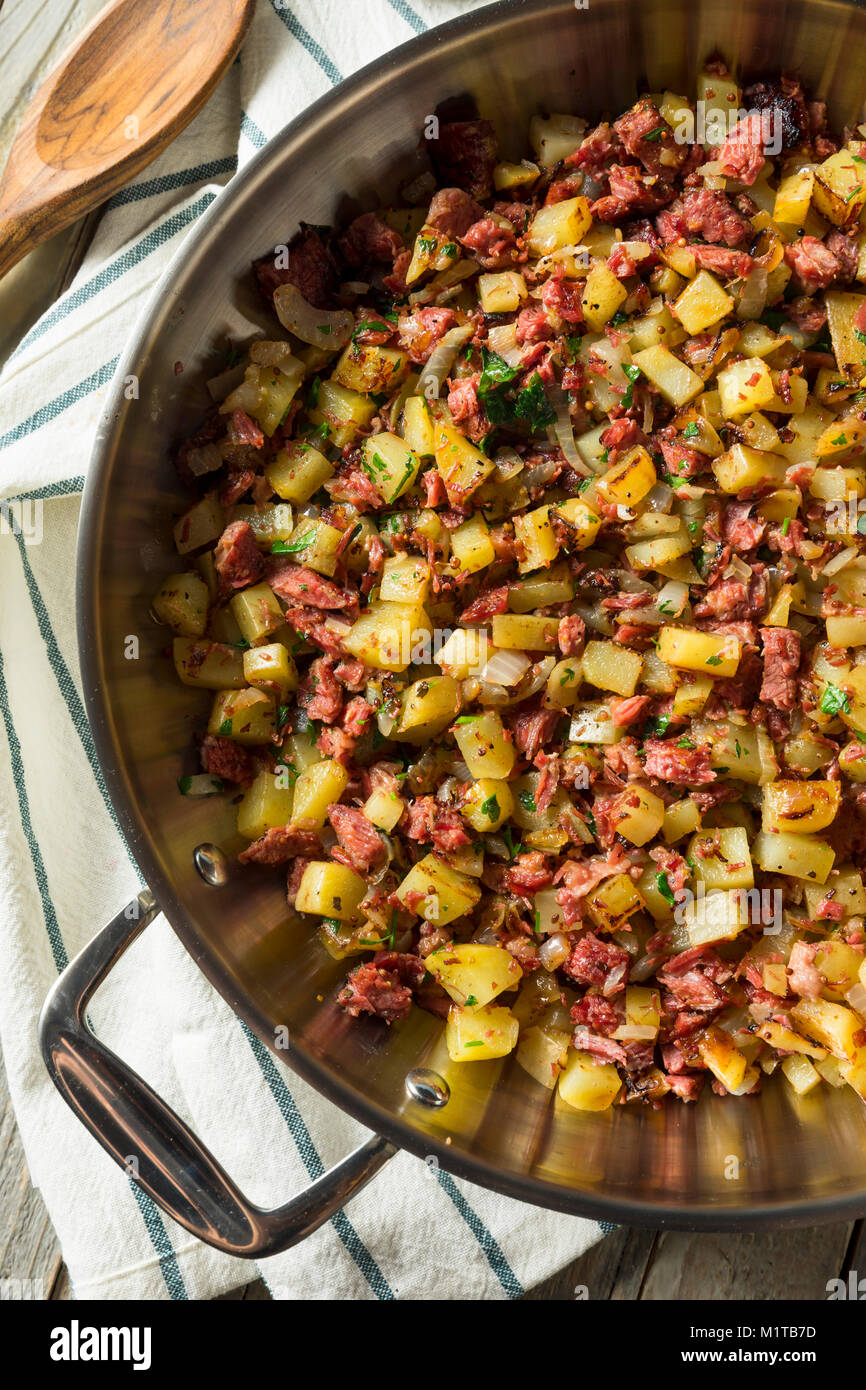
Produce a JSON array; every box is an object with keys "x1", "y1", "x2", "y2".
[{"x1": 0, "y1": 0, "x2": 256, "y2": 281}]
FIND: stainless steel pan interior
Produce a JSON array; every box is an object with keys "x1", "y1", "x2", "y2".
[{"x1": 71, "y1": 0, "x2": 866, "y2": 1232}]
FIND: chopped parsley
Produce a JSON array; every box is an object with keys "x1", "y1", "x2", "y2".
[
  {"x1": 518, "y1": 789, "x2": 537, "y2": 813},
  {"x1": 218, "y1": 718, "x2": 233, "y2": 735},
  {"x1": 820, "y1": 683, "x2": 851, "y2": 717},
  {"x1": 621, "y1": 363, "x2": 643, "y2": 410},
  {"x1": 682, "y1": 421, "x2": 700, "y2": 440},
  {"x1": 272, "y1": 532, "x2": 315, "y2": 554},
  {"x1": 656, "y1": 871, "x2": 676, "y2": 906},
  {"x1": 480, "y1": 793, "x2": 500, "y2": 820},
  {"x1": 643, "y1": 126, "x2": 666, "y2": 142},
  {"x1": 705, "y1": 654, "x2": 723, "y2": 667},
  {"x1": 514, "y1": 372, "x2": 556, "y2": 432}
]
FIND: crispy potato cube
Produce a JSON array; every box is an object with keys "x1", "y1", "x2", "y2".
[
  {"x1": 454, "y1": 710, "x2": 516, "y2": 779},
  {"x1": 395, "y1": 675, "x2": 461, "y2": 743},
  {"x1": 697, "y1": 1026, "x2": 748, "y2": 1093},
  {"x1": 530, "y1": 113, "x2": 586, "y2": 166},
  {"x1": 242, "y1": 642, "x2": 298, "y2": 694},
  {"x1": 717, "y1": 357, "x2": 775, "y2": 417},
  {"x1": 236, "y1": 770, "x2": 294, "y2": 840},
  {"x1": 631, "y1": 345, "x2": 703, "y2": 406},
  {"x1": 152, "y1": 572, "x2": 210, "y2": 637},
  {"x1": 558, "y1": 1049, "x2": 622, "y2": 1111},
  {"x1": 657, "y1": 625, "x2": 741, "y2": 677},
  {"x1": 569, "y1": 702, "x2": 622, "y2": 745},
  {"x1": 230, "y1": 583, "x2": 285, "y2": 644},
  {"x1": 379, "y1": 554, "x2": 431, "y2": 605},
  {"x1": 762, "y1": 780, "x2": 841, "y2": 834},
  {"x1": 690, "y1": 827, "x2": 754, "y2": 890},
  {"x1": 812, "y1": 937, "x2": 865, "y2": 1000},
  {"x1": 597, "y1": 445, "x2": 656, "y2": 507},
  {"x1": 516, "y1": 1026, "x2": 570, "y2": 1089},
  {"x1": 545, "y1": 658, "x2": 583, "y2": 707},
  {"x1": 295, "y1": 861, "x2": 366, "y2": 920},
  {"x1": 478, "y1": 271, "x2": 528, "y2": 314},
  {"x1": 362, "y1": 431, "x2": 422, "y2": 504},
  {"x1": 279, "y1": 518, "x2": 343, "y2": 577},
  {"x1": 208, "y1": 688, "x2": 275, "y2": 745},
  {"x1": 395, "y1": 854, "x2": 482, "y2": 925},
  {"x1": 362, "y1": 786, "x2": 404, "y2": 832},
  {"x1": 291, "y1": 758, "x2": 350, "y2": 828},
  {"x1": 435, "y1": 627, "x2": 490, "y2": 679},
  {"x1": 825, "y1": 290, "x2": 866, "y2": 375},
  {"x1": 446, "y1": 1003, "x2": 519, "y2": 1061},
  {"x1": 782, "y1": 1054, "x2": 823, "y2": 1095},
  {"x1": 173, "y1": 638, "x2": 246, "y2": 689},
  {"x1": 672, "y1": 676, "x2": 713, "y2": 718},
  {"x1": 585, "y1": 873, "x2": 645, "y2": 932},
  {"x1": 696, "y1": 68, "x2": 741, "y2": 148},
  {"x1": 490, "y1": 613, "x2": 559, "y2": 650},
  {"x1": 309, "y1": 380, "x2": 377, "y2": 449},
  {"x1": 581, "y1": 263, "x2": 628, "y2": 331},
  {"x1": 774, "y1": 166, "x2": 814, "y2": 226},
  {"x1": 426, "y1": 943, "x2": 523, "y2": 1009},
  {"x1": 753, "y1": 831, "x2": 835, "y2": 884},
  {"x1": 508, "y1": 563, "x2": 575, "y2": 611},
  {"x1": 612, "y1": 985, "x2": 661, "y2": 1041},
  {"x1": 684, "y1": 889, "x2": 748, "y2": 948},
  {"x1": 625, "y1": 529, "x2": 692, "y2": 571},
  {"x1": 221, "y1": 359, "x2": 304, "y2": 436},
  {"x1": 527, "y1": 196, "x2": 592, "y2": 255},
  {"x1": 331, "y1": 342, "x2": 410, "y2": 395},
  {"x1": 608, "y1": 787, "x2": 665, "y2": 846},
  {"x1": 433, "y1": 416, "x2": 495, "y2": 504},
  {"x1": 663, "y1": 797, "x2": 701, "y2": 843},
  {"x1": 812, "y1": 149, "x2": 866, "y2": 227},
  {"x1": 450, "y1": 512, "x2": 495, "y2": 574},
  {"x1": 265, "y1": 441, "x2": 333, "y2": 503},
  {"x1": 554, "y1": 497, "x2": 603, "y2": 548},
  {"x1": 461, "y1": 778, "x2": 515, "y2": 833},
  {"x1": 673, "y1": 269, "x2": 734, "y2": 334},
  {"x1": 343, "y1": 600, "x2": 432, "y2": 672},
  {"x1": 582, "y1": 639, "x2": 643, "y2": 696},
  {"x1": 791, "y1": 996, "x2": 862, "y2": 1059},
  {"x1": 402, "y1": 396, "x2": 436, "y2": 455},
  {"x1": 514, "y1": 504, "x2": 559, "y2": 574},
  {"x1": 757, "y1": 1019, "x2": 827, "y2": 1057},
  {"x1": 174, "y1": 492, "x2": 225, "y2": 555}
]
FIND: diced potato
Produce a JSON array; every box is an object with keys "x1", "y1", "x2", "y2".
[
  {"x1": 516, "y1": 1026, "x2": 570, "y2": 1089},
  {"x1": 558, "y1": 1048, "x2": 622, "y2": 1111},
  {"x1": 612, "y1": 985, "x2": 661, "y2": 1041},
  {"x1": 490, "y1": 613, "x2": 559, "y2": 651},
  {"x1": 229, "y1": 583, "x2": 285, "y2": 645},
  {"x1": 446, "y1": 1003, "x2": 519, "y2": 1061},
  {"x1": 663, "y1": 797, "x2": 701, "y2": 843},
  {"x1": 585, "y1": 873, "x2": 645, "y2": 932},
  {"x1": 717, "y1": 357, "x2": 775, "y2": 418},
  {"x1": 513, "y1": 505, "x2": 559, "y2": 574},
  {"x1": 753, "y1": 831, "x2": 835, "y2": 884},
  {"x1": 379, "y1": 554, "x2": 431, "y2": 605},
  {"x1": 569, "y1": 702, "x2": 622, "y2": 745},
  {"x1": 608, "y1": 786, "x2": 665, "y2": 846},
  {"x1": 453, "y1": 710, "x2": 516, "y2": 779},
  {"x1": 222, "y1": 359, "x2": 304, "y2": 436},
  {"x1": 265, "y1": 441, "x2": 334, "y2": 504},
  {"x1": 508, "y1": 563, "x2": 575, "y2": 611},
  {"x1": 774, "y1": 166, "x2": 815, "y2": 226},
  {"x1": 629, "y1": 302, "x2": 687, "y2": 351},
  {"x1": 631, "y1": 345, "x2": 703, "y2": 406},
  {"x1": 295, "y1": 861, "x2": 367, "y2": 921},
  {"x1": 278, "y1": 518, "x2": 344, "y2": 578},
  {"x1": 816, "y1": 1055, "x2": 848, "y2": 1087},
  {"x1": 597, "y1": 445, "x2": 656, "y2": 508},
  {"x1": 478, "y1": 271, "x2": 528, "y2": 314},
  {"x1": 781, "y1": 1053, "x2": 822, "y2": 1096},
  {"x1": 812, "y1": 149, "x2": 866, "y2": 227},
  {"x1": 762, "y1": 780, "x2": 841, "y2": 834},
  {"x1": 433, "y1": 416, "x2": 495, "y2": 503},
  {"x1": 545, "y1": 658, "x2": 583, "y2": 707},
  {"x1": 208, "y1": 688, "x2": 275, "y2": 745},
  {"x1": 825, "y1": 290, "x2": 866, "y2": 376},
  {"x1": 450, "y1": 513, "x2": 495, "y2": 575},
  {"x1": 812, "y1": 937, "x2": 865, "y2": 999},
  {"x1": 394, "y1": 854, "x2": 481, "y2": 925},
  {"x1": 493, "y1": 159, "x2": 540, "y2": 191},
  {"x1": 625, "y1": 529, "x2": 692, "y2": 571},
  {"x1": 815, "y1": 422, "x2": 866, "y2": 462},
  {"x1": 673, "y1": 270, "x2": 734, "y2": 334},
  {"x1": 395, "y1": 675, "x2": 461, "y2": 743},
  {"x1": 581, "y1": 263, "x2": 628, "y2": 332},
  {"x1": 237, "y1": 770, "x2": 294, "y2": 840},
  {"x1": 174, "y1": 493, "x2": 224, "y2": 555},
  {"x1": 461, "y1": 778, "x2": 514, "y2": 833},
  {"x1": 791, "y1": 996, "x2": 863, "y2": 1059},
  {"x1": 690, "y1": 826, "x2": 754, "y2": 890},
  {"x1": 841, "y1": 742, "x2": 866, "y2": 781},
  {"x1": 309, "y1": 379, "x2": 377, "y2": 449},
  {"x1": 152, "y1": 572, "x2": 210, "y2": 637},
  {"x1": 232, "y1": 503, "x2": 294, "y2": 547},
  {"x1": 435, "y1": 627, "x2": 489, "y2": 680},
  {"x1": 343, "y1": 600, "x2": 432, "y2": 673},
  {"x1": 362, "y1": 786, "x2": 404, "y2": 832},
  {"x1": 758, "y1": 1021, "x2": 825, "y2": 1059},
  {"x1": 657, "y1": 625, "x2": 741, "y2": 677},
  {"x1": 696, "y1": 68, "x2": 740, "y2": 148},
  {"x1": 527, "y1": 196, "x2": 592, "y2": 255},
  {"x1": 672, "y1": 676, "x2": 713, "y2": 718},
  {"x1": 426, "y1": 943, "x2": 523, "y2": 1009},
  {"x1": 291, "y1": 758, "x2": 350, "y2": 828},
  {"x1": 582, "y1": 639, "x2": 643, "y2": 696},
  {"x1": 173, "y1": 638, "x2": 246, "y2": 689},
  {"x1": 331, "y1": 342, "x2": 409, "y2": 395},
  {"x1": 684, "y1": 889, "x2": 748, "y2": 948},
  {"x1": 402, "y1": 396, "x2": 436, "y2": 455},
  {"x1": 697, "y1": 1026, "x2": 748, "y2": 1093},
  {"x1": 361, "y1": 432, "x2": 421, "y2": 504},
  {"x1": 530, "y1": 113, "x2": 586, "y2": 166}
]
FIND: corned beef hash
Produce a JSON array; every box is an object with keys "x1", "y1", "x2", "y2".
[{"x1": 156, "y1": 61, "x2": 866, "y2": 1110}]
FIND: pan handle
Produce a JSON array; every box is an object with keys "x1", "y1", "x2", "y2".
[{"x1": 38, "y1": 891, "x2": 397, "y2": 1259}]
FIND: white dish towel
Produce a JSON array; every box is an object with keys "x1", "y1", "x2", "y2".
[{"x1": 0, "y1": 0, "x2": 611, "y2": 1299}]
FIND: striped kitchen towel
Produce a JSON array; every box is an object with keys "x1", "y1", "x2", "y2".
[{"x1": 0, "y1": 0, "x2": 610, "y2": 1300}]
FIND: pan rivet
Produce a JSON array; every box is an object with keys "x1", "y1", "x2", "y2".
[
  {"x1": 406, "y1": 1068, "x2": 450, "y2": 1108},
  {"x1": 193, "y1": 843, "x2": 228, "y2": 887}
]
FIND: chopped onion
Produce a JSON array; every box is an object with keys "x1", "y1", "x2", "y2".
[
  {"x1": 482, "y1": 649, "x2": 531, "y2": 687},
  {"x1": 539, "y1": 933, "x2": 570, "y2": 971},
  {"x1": 487, "y1": 321, "x2": 523, "y2": 367},
  {"x1": 726, "y1": 553, "x2": 753, "y2": 583},
  {"x1": 484, "y1": 836, "x2": 510, "y2": 861},
  {"x1": 273, "y1": 282, "x2": 354, "y2": 350},
  {"x1": 847, "y1": 983, "x2": 866, "y2": 1016},
  {"x1": 523, "y1": 458, "x2": 561, "y2": 490},
  {"x1": 415, "y1": 323, "x2": 474, "y2": 400},
  {"x1": 493, "y1": 446, "x2": 524, "y2": 481},
  {"x1": 206, "y1": 363, "x2": 246, "y2": 403},
  {"x1": 184, "y1": 442, "x2": 223, "y2": 476},
  {"x1": 550, "y1": 385, "x2": 590, "y2": 476},
  {"x1": 408, "y1": 259, "x2": 479, "y2": 306},
  {"x1": 178, "y1": 773, "x2": 224, "y2": 797},
  {"x1": 823, "y1": 545, "x2": 858, "y2": 576},
  {"x1": 735, "y1": 264, "x2": 768, "y2": 321},
  {"x1": 643, "y1": 481, "x2": 674, "y2": 513},
  {"x1": 612, "y1": 1024, "x2": 658, "y2": 1042},
  {"x1": 376, "y1": 708, "x2": 396, "y2": 738},
  {"x1": 475, "y1": 680, "x2": 512, "y2": 705},
  {"x1": 250, "y1": 339, "x2": 298, "y2": 367},
  {"x1": 297, "y1": 501, "x2": 321, "y2": 519},
  {"x1": 655, "y1": 578, "x2": 689, "y2": 618}
]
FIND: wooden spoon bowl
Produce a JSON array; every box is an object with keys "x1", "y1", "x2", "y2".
[{"x1": 0, "y1": 0, "x2": 256, "y2": 280}]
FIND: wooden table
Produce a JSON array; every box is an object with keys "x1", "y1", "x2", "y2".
[{"x1": 1, "y1": 0, "x2": 864, "y2": 1305}]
